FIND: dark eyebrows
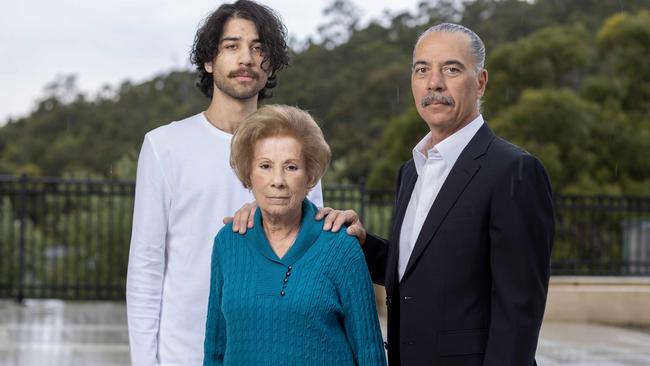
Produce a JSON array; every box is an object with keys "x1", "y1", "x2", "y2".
[
  {"x1": 412, "y1": 60, "x2": 429, "y2": 69},
  {"x1": 219, "y1": 36, "x2": 262, "y2": 44},
  {"x1": 412, "y1": 59, "x2": 467, "y2": 71},
  {"x1": 442, "y1": 59, "x2": 466, "y2": 70},
  {"x1": 220, "y1": 36, "x2": 241, "y2": 43}
]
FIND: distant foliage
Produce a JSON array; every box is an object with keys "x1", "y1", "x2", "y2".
[{"x1": 1, "y1": 0, "x2": 649, "y2": 194}]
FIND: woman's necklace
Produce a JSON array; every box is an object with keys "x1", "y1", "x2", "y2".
[
  {"x1": 269, "y1": 223, "x2": 300, "y2": 257},
  {"x1": 285, "y1": 232, "x2": 298, "y2": 251}
]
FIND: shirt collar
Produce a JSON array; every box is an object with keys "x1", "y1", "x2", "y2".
[
  {"x1": 412, "y1": 115, "x2": 485, "y2": 175},
  {"x1": 248, "y1": 198, "x2": 322, "y2": 266}
]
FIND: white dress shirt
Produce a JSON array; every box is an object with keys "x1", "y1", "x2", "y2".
[{"x1": 398, "y1": 115, "x2": 484, "y2": 280}]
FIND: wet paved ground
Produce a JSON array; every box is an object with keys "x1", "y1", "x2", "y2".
[
  {"x1": 1, "y1": 300, "x2": 650, "y2": 366},
  {"x1": 536, "y1": 323, "x2": 650, "y2": 366},
  {"x1": 0, "y1": 300, "x2": 128, "y2": 366}
]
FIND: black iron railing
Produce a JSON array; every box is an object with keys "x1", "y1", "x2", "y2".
[
  {"x1": 1, "y1": 175, "x2": 649, "y2": 301},
  {"x1": 0, "y1": 175, "x2": 134, "y2": 301},
  {"x1": 553, "y1": 195, "x2": 650, "y2": 275}
]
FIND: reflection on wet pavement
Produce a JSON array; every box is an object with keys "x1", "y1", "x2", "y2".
[
  {"x1": 0, "y1": 300, "x2": 128, "y2": 366},
  {"x1": 537, "y1": 322, "x2": 650, "y2": 366},
  {"x1": 1, "y1": 300, "x2": 650, "y2": 366}
]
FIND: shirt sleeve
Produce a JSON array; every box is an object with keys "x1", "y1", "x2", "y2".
[
  {"x1": 203, "y1": 235, "x2": 227, "y2": 366},
  {"x1": 306, "y1": 180, "x2": 324, "y2": 207},
  {"x1": 335, "y1": 237, "x2": 388, "y2": 366},
  {"x1": 126, "y1": 134, "x2": 172, "y2": 366}
]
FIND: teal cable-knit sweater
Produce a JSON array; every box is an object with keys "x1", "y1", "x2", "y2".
[{"x1": 203, "y1": 199, "x2": 387, "y2": 366}]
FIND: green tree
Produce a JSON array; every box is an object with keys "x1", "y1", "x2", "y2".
[
  {"x1": 485, "y1": 25, "x2": 590, "y2": 116},
  {"x1": 596, "y1": 11, "x2": 650, "y2": 114},
  {"x1": 1, "y1": 1, "x2": 649, "y2": 194},
  {"x1": 491, "y1": 89, "x2": 601, "y2": 193},
  {"x1": 366, "y1": 107, "x2": 428, "y2": 190}
]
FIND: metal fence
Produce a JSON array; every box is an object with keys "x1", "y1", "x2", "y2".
[
  {"x1": 1, "y1": 175, "x2": 650, "y2": 301},
  {"x1": 553, "y1": 195, "x2": 650, "y2": 275},
  {"x1": 0, "y1": 176, "x2": 134, "y2": 301}
]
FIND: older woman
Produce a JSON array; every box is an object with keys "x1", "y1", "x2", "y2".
[{"x1": 203, "y1": 105, "x2": 386, "y2": 366}]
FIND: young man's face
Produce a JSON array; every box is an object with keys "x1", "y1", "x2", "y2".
[{"x1": 205, "y1": 17, "x2": 270, "y2": 101}]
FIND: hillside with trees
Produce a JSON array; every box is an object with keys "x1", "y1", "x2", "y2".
[{"x1": 1, "y1": 0, "x2": 649, "y2": 195}]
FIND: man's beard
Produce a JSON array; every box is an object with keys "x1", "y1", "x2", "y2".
[{"x1": 213, "y1": 68, "x2": 266, "y2": 100}]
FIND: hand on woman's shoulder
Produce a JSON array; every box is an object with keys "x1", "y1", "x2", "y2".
[{"x1": 322, "y1": 226, "x2": 364, "y2": 262}]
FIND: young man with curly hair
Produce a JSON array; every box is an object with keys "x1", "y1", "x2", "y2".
[{"x1": 125, "y1": 2, "x2": 323, "y2": 365}]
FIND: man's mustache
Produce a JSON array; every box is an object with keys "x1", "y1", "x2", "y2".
[
  {"x1": 228, "y1": 68, "x2": 259, "y2": 79},
  {"x1": 421, "y1": 93, "x2": 455, "y2": 107}
]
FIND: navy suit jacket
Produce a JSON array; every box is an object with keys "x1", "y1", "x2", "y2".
[{"x1": 363, "y1": 123, "x2": 555, "y2": 366}]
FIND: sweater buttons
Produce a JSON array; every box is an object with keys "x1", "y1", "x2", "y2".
[{"x1": 281, "y1": 265, "x2": 293, "y2": 296}]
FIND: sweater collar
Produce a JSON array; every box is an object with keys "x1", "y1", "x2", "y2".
[{"x1": 249, "y1": 198, "x2": 322, "y2": 266}]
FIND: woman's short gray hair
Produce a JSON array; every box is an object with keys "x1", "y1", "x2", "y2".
[
  {"x1": 230, "y1": 104, "x2": 331, "y2": 189},
  {"x1": 414, "y1": 23, "x2": 486, "y2": 71}
]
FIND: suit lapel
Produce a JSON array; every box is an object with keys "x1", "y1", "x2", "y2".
[
  {"x1": 385, "y1": 161, "x2": 418, "y2": 292},
  {"x1": 402, "y1": 124, "x2": 495, "y2": 280}
]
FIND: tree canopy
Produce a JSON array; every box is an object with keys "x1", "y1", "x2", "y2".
[{"x1": 1, "y1": 0, "x2": 649, "y2": 195}]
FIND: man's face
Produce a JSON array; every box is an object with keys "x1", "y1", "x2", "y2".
[
  {"x1": 411, "y1": 31, "x2": 487, "y2": 141},
  {"x1": 205, "y1": 17, "x2": 270, "y2": 101}
]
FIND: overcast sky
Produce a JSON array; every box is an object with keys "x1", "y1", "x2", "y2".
[{"x1": 0, "y1": 0, "x2": 423, "y2": 124}]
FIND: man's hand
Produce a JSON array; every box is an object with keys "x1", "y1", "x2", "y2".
[
  {"x1": 316, "y1": 207, "x2": 367, "y2": 245},
  {"x1": 223, "y1": 202, "x2": 257, "y2": 234}
]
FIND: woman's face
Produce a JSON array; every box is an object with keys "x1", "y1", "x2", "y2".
[{"x1": 250, "y1": 135, "x2": 309, "y2": 220}]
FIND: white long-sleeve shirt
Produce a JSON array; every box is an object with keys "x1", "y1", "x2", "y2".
[{"x1": 126, "y1": 113, "x2": 323, "y2": 366}]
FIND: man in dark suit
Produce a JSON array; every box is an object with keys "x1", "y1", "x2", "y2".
[{"x1": 323, "y1": 23, "x2": 555, "y2": 365}]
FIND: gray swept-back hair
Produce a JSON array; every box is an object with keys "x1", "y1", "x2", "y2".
[{"x1": 414, "y1": 23, "x2": 486, "y2": 71}]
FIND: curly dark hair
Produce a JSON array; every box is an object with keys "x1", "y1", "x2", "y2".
[{"x1": 190, "y1": 0, "x2": 289, "y2": 100}]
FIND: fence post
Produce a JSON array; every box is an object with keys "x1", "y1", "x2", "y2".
[
  {"x1": 17, "y1": 174, "x2": 27, "y2": 303},
  {"x1": 359, "y1": 177, "x2": 366, "y2": 222}
]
